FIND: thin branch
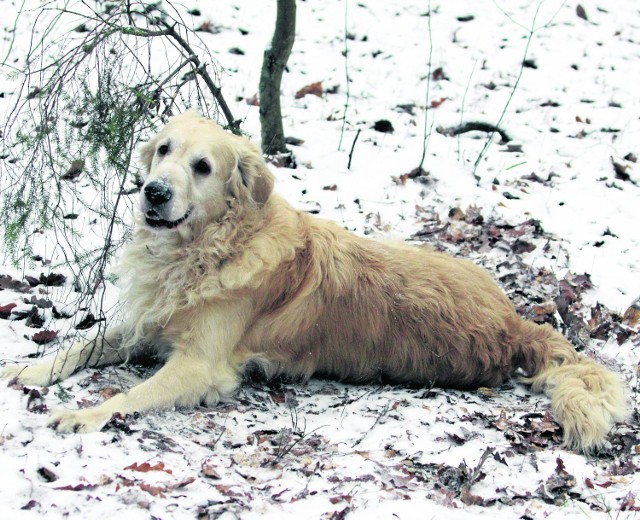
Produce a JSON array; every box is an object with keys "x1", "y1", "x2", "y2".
[
  {"x1": 337, "y1": 0, "x2": 351, "y2": 151},
  {"x1": 417, "y1": 0, "x2": 434, "y2": 172},
  {"x1": 156, "y1": 21, "x2": 240, "y2": 133},
  {"x1": 347, "y1": 128, "x2": 361, "y2": 170},
  {"x1": 457, "y1": 60, "x2": 477, "y2": 162},
  {"x1": 472, "y1": 1, "x2": 567, "y2": 182}
]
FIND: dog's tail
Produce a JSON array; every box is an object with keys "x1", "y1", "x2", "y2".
[{"x1": 515, "y1": 320, "x2": 628, "y2": 451}]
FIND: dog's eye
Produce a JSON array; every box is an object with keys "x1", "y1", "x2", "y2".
[
  {"x1": 157, "y1": 144, "x2": 170, "y2": 156},
  {"x1": 193, "y1": 159, "x2": 211, "y2": 175}
]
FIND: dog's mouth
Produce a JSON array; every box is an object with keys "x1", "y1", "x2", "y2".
[{"x1": 144, "y1": 207, "x2": 193, "y2": 229}]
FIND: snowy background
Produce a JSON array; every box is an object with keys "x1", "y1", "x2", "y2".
[{"x1": 0, "y1": 0, "x2": 639, "y2": 518}]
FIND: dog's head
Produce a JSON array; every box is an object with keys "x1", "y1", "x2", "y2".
[{"x1": 138, "y1": 111, "x2": 274, "y2": 232}]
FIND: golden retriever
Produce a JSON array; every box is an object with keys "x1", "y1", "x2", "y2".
[{"x1": 1, "y1": 112, "x2": 627, "y2": 451}]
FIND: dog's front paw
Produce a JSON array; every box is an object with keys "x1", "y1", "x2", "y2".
[
  {"x1": 1, "y1": 364, "x2": 58, "y2": 387},
  {"x1": 49, "y1": 408, "x2": 110, "y2": 434}
]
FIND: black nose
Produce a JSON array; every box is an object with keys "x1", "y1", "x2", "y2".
[{"x1": 144, "y1": 181, "x2": 172, "y2": 206}]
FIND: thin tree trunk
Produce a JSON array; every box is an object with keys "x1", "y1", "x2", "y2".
[{"x1": 259, "y1": 0, "x2": 296, "y2": 155}]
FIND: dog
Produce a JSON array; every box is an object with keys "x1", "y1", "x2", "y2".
[{"x1": 1, "y1": 111, "x2": 627, "y2": 451}]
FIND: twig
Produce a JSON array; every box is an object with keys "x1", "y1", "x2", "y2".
[
  {"x1": 337, "y1": 0, "x2": 351, "y2": 151},
  {"x1": 1, "y1": 0, "x2": 26, "y2": 67},
  {"x1": 438, "y1": 121, "x2": 512, "y2": 145},
  {"x1": 417, "y1": 0, "x2": 434, "y2": 172},
  {"x1": 351, "y1": 400, "x2": 392, "y2": 448},
  {"x1": 347, "y1": 128, "x2": 361, "y2": 170},
  {"x1": 158, "y1": 20, "x2": 240, "y2": 134},
  {"x1": 472, "y1": 1, "x2": 566, "y2": 182},
  {"x1": 465, "y1": 446, "x2": 495, "y2": 486},
  {"x1": 457, "y1": 61, "x2": 477, "y2": 162}
]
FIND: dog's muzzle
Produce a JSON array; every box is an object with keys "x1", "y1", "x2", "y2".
[{"x1": 143, "y1": 180, "x2": 191, "y2": 229}]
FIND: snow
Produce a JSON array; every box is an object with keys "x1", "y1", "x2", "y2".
[{"x1": 0, "y1": 0, "x2": 639, "y2": 518}]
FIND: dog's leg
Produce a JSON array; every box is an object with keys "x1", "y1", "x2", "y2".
[
  {"x1": 47, "y1": 301, "x2": 251, "y2": 433},
  {"x1": 0, "y1": 325, "x2": 131, "y2": 387},
  {"x1": 49, "y1": 348, "x2": 239, "y2": 433}
]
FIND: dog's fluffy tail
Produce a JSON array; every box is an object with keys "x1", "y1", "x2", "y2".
[{"x1": 516, "y1": 321, "x2": 628, "y2": 451}]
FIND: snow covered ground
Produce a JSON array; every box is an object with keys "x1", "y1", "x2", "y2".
[{"x1": 0, "y1": 0, "x2": 638, "y2": 518}]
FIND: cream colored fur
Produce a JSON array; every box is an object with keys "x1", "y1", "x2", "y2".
[{"x1": 1, "y1": 112, "x2": 628, "y2": 451}]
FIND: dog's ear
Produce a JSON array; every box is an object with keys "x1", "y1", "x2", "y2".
[{"x1": 231, "y1": 141, "x2": 275, "y2": 206}]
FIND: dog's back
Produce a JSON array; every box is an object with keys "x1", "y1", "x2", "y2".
[{"x1": 239, "y1": 195, "x2": 627, "y2": 451}]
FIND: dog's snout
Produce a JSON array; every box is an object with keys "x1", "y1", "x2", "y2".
[{"x1": 144, "y1": 181, "x2": 172, "y2": 206}]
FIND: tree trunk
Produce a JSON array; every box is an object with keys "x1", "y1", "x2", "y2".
[{"x1": 258, "y1": 0, "x2": 296, "y2": 155}]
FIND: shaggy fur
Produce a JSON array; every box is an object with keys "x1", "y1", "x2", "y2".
[{"x1": 1, "y1": 112, "x2": 628, "y2": 451}]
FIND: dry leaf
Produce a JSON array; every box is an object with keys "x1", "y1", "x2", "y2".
[
  {"x1": 295, "y1": 81, "x2": 323, "y2": 99},
  {"x1": 31, "y1": 330, "x2": 57, "y2": 344}
]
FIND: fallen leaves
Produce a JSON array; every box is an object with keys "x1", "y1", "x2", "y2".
[
  {"x1": 373, "y1": 119, "x2": 394, "y2": 133},
  {"x1": 576, "y1": 4, "x2": 588, "y2": 21},
  {"x1": 430, "y1": 97, "x2": 448, "y2": 108},
  {"x1": 539, "y1": 457, "x2": 577, "y2": 505},
  {"x1": 431, "y1": 66, "x2": 449, "y2": 81},
  {"x1": 38, "y1": 466, "x2": 59, "y2": 482},
  {"x1": 124, "y1": 461, "x2": 173, "y2": 474},
  {"x1": 55, "y1": 483, "x2": 99, "y2": 491},
  {"x1": 295, "y1": 81, "x2": 323, "y2": 99},
  {"x1": 60, "y1": 159, "x2": 85, "y2": 181},
  {"x1": 0, "y1": 303, "x2": 16, "y2": 318},
  {"x1": 139, "y1": 477, "x2": 195, "y2": 497},
  {"x1": 623, "y1": 297, "x2": 640, "y2": 327},
  {"x1": 412, "y1": 205, "x2": 639, "y2": 346},
  {"x1": 201, "y1": 458, "x2": 222, "y2": 479},
  {"x1": 25, "y1": 386, "x2": 49, "y2": 414},
  {"x1": 25, "y1": 273, "x2": 66, "y2": 287},
  {"x1": 0, "y1": 274, "x2": 33, "y2": 293},
  {"x1": 393, "y1": 166, "x2": 429, "y2": 186},
  {"x1": 31, "y1": 329, "x2": 57, "y2": 344}
]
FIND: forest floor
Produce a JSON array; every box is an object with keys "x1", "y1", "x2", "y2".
[{"x1": 0, "y1": 1, "x2": 638, "y2": 518}]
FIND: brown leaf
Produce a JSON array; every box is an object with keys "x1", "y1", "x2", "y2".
[
  {"x1": 124, "y1": 462, "x2": 172, "y2": 474},
  {"x1": 448, "y1": 207, "x2": 464, "y2": 221},
  {"x1": 173, "y1": 476, "x2": 195, "y2": 489},
  {"x1": 20, "y1": 500, "x2": 38, "y2": 510},
  {"x1": 0, "y1": 275, "x2": 33, "y2": 293},
  {"x1": 55, "y1": 483, "x2": 98, "y2": 491},
  {"x1": 0, "y1": 303, "x2": 16, "y2": 319},
  {"x1": 201, "y1": 459, "x2": 221, "y2": 479},
  {"x1": 576, "y1": 4, "x2": 588, "y2": 21},
  {"x1": 532, "y1": 302, "x2": 556, "y2": 316},
  {"x1": 38, "y1": 466, "x2": 59, "y2": 482},
  {"x1": 611, "y1": 156, "x2": 631, "y2": 181},
  {"x1": 99, "y1": 387, "x2": 122, "y2": 400},
  {"x1": 430, "y1": 97, "x2": 448, "y2": 108},
  {"x1": 139, "y1": 482, "x2": 166, "y2": 497},
  {"x1": 511, "y1": 239, "x2": 536, "y2": 254},
  {"x1": 431, "y1": 67, "x2": 448, "y2": 81},
  {"x1": 60, "y1": 159, "x2": 85, "y2": 181},
  {"x1": 75, "y1": 313, "x2": 97, "y2": 330},
  {"x1": 460, "y1": 486, "x2": 490, "y2": 506},
  {"x1": 26, "y1": 273, "x2": 66, "y2": 287},
  {"x1": 139, "y1": 476, "x2": 195, "y2": 497},
  {"x1": 395, "y1": 167, "x2": 427, "y2": 185},
  {"x1": 31, "y1": 330, "x2": 57, "y2": 344},
  {"x1": 295, "y1": 81, "x2": 323, "y2": 99},
  {"x1": 246, "y1": 93, "x2": 259, "y2": 106},
  {"x1": 373, "y1": 119, "x2": 394, "y2": 133},
  {"x1": 330, "y1": 495, "x2": 353, "y2": 505},
  {"x1": 623, "y1": 299, "x2": 640, "y2": 327}
]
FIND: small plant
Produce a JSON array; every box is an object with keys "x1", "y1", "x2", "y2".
[
  {"x1": 0, "y1": 0, "x2": 238, "y2": 335},
  {"x1": 54, "y1": 384, "x2": 73, "y2": 404}
]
